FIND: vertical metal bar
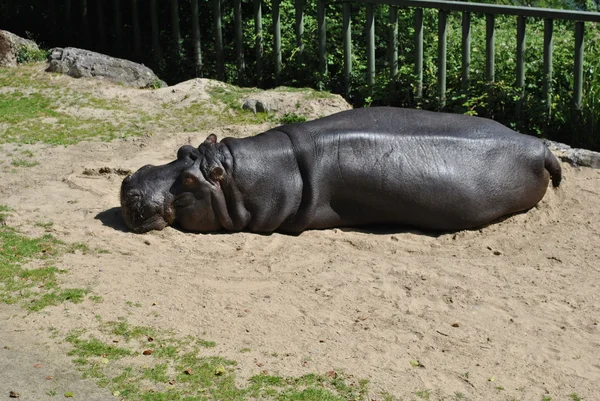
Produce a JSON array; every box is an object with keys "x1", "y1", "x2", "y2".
[
  {"x1": 543, "y1": 18, "x2": 553, "y2": 114},
  {"x1": 234, "y1": 0, "x2": 245, "y2": 84},
  {"x1": 367, "y1": 4, "x2": 375, "y2": 94},
  {"x1": 112, "y1": 0, "x2": 122, "y2": 54},
  {"x1": 191, "y1": 0, "x2": 203, "y2": 77},
  {"x1": 389, "y1": 6, "x2": 399, "y2": 81},
  {"x1": 485, "y1": 13, "x2": 495, "y2": 84},
  {"x1": 516, "y1": 16, "x2": 526, "y2": 89},
  {"x1": 415, "y1": 8, "x2": 423, "y2": 99},
  {"x1": 461, "y1": 12, "x2": 470, "y2": 91},
  {"x1": 213, "y1": 0, "x2": 224, "y2": 81},
  {"x1": 97, "y1": 0, "x2": 106, "y2": 52},
  {"x1": 254, "y1": 0, "x2": 263, "y2": 86},
  {"x1": 516, "y1": 15, "x2": 526, "y2": 122},
  {"x1": 295, "y1": 0, "x2": 304, "y2": 58},
  {"x1": 574, "y1": 21, "x2": 584, "y2": 111},
  {"x1": 81, "y1": 0, "x2": 90, "y2": 48},
  {"x1": 49, "y1": 0, "x2": 57, "y2": 44},
  {"x1": 274, "y1": 0, "x2": 282, "y2": 80},
  {"x1": 65, "y1": 0, "x2": 72, "y2": 42},
  {"x1": 343, "y1": 3, "x2": 352, "y2": 97},
  {"x1": 151, "y1": 0, "x2": 162, "y2": 61},
  {"x1": 132, "y1": 0, "x2": 141, "y2": 58},
  {"x1": 317, "y1": 0, "x2": 327, "y2": 85},
  {"x1": 171, "y1": 0, "x2": 181, "y2": 44},
  {"x1": 438, "y1": 9, "x2": 448, "y2": 108}
]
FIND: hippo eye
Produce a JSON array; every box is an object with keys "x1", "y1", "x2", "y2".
[{"x1": 182, "y1": 174, "x2": 196, "y2": 187}]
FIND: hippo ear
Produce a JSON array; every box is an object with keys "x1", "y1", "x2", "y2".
[
  {"x1": 205, "y1": 134, "x2": 218, "y2": 144},
  {"x1": 210, "y1": 166, "x2": 224, "y2": 182}
]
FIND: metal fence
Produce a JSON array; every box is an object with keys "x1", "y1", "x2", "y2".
[{"x1": 3, "y1": 1, "x2": 600, "y2": 115}]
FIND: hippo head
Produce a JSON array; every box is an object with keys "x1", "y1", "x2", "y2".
[{"x1": 120, "y1": 135, "x2": 229, "y2": 233}]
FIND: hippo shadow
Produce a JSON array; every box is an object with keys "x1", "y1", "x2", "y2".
[
  {"x1": 95, "y1": 207, "x2": 129, "y2": 232},
  {"x1": 334, "y1": 224, "x2": 444, "y2": 238}
]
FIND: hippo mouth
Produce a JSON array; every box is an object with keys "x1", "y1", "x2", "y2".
[
  {"x1": 121, "y1": 198, "x2": 175, "y2": 234},
  {"x1": 128, "y1": 213, "x2": 171, "y2": 233}
]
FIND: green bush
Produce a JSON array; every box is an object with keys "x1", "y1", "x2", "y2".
[{"x1": 15, "y1": 44, "x2": 48, "y2": 64}]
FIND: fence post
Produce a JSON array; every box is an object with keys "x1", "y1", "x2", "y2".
[
  {"x1": 254, "y1": 0, "x2": 263, "y2": 87},
  {"x1": 543, "y1": 18, "x2": 554, "y2": 118},
  {"x1": 132, "y1": 0, "x2": 141, "y2": 59},
  {"x1": 343, "y1": 3, "x2": 352, "y2": 97},
  {"x1": 96, "y1": 0, "x2": 106, "y2": 52},
  {"x1": 112, "y1": 0, "x2": 122, "y2": 54},
  {"x1": 81, "y1": 0, "x2": 90, "y2": 49},
  {"x1": 192, "y1": 0, "x2": 203, "y2": 78},
  {"x1": 213, "y1": 0, "x2": 225, "y2": 81},
  {"x1": 317, "y1": 0, "x2": 327, "y2": 88},
  {"x1": 388, "y1": 6, "x2": 399, "y2": 101},
  {"x1": 415, "y1": 8, "x2": 423, "y2": 100},
  {"x1": 461, "y1": 12, "x2": 470, "y2": 92},
  {"x1": 485, "y1": 13, "x2": 495, "y2": 115},
  {"x1": 295, "y1": 0, "x2": 305, "y2": 60},
  {"x1": 485, "y1": 14, "x2": 495, "y2": 83},
  {"x1": 171, "y1": 0, "x2": 181, "y2": 44},
  {"x1": 274, "y1": 0, "x2": 282, "y2": 81},
  {"x1": 438, "y1": 9, "x2": 448, "y2": 109},
  {"x1": 367, "y1": 4, "x2": 376, "y2": 95},
  {"x1": 516, "y1": 16, "x2": 526, "y2": 123},
  {"x1": 573, "y1": 21, "x2": 584, "y2": 111},
  {"x1": 234, "y1": 0, "x2": 245, "y2": 84},
  {"x1": 151, "y1": 0, "x2": 162, "y2": 61}
]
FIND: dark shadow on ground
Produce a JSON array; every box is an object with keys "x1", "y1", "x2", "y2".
[{"x1": 95, "y1": 207, "x2": 129, "y2": 232}]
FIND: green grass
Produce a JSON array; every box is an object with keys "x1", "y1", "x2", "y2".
[
  {"x1": 66, "y1": 319, "x2": 371, "y2": 401},
  {"x1": 279, "y1": 113, "x2": 307, "y2": 124},
  {"x1": 0, "y1": 206, "x2": 93, "y2": 311},
  {"x1": 0, "y1": 68, "x2": 147, "y2": 145},
  {"x1": 34, "y1": 221, "x2": 54, "y2": 229},
  {"x1": 11, "y1": 159, "x2": 39, "y2": 167}
]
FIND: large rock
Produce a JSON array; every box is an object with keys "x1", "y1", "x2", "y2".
[
  {"x1": 46, "y1": 47, "x2": 166, "y2": 89},
  {"x1": 544, "y1": 139, "x2": 600, "y2": 169},
  {"x1": 0, "y1": 30, "x2": 40, "y2": 67}
]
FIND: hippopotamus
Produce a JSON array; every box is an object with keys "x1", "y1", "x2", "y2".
[{"x1": 120, "y1": 107, "x2": 561, "y2": 234}]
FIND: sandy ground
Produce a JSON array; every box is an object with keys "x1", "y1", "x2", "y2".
[{"x1": 1, "y1": 77, "x2": 599, "y2": 401}]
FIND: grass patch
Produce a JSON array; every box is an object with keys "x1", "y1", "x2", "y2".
[
  {"x1": 0, "y1": 206, "x2": 94, "y2": 310},
  {"x1": 66, "y1": 319, "x2": 371, "y2": 401},
  {"x1": 0, "y1": 205, "x2": 11, "y2": 223},
  {"x1": 205, "y1": 85, "x2": 277, "y2": 125},
  {"x1": 34, "y1": 221, "x2": 54, "y2": 229},
  {"x1": 0, "y1": 69, "x2": 147, "y2": 145},
  {"x1": 11, "y1": 159, "x2": 39, "y2": 168},
  {"x1": 279, "y1": 113, "x2": 307, "y2": 124}
]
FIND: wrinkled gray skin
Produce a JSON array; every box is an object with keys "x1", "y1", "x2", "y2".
[{"x1": 121, "y1": 107, "x2": 562, "y2": 234}]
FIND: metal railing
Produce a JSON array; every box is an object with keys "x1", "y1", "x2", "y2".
[{"x1": 344, "y1": 0, "x2": 600, "y2": 111}]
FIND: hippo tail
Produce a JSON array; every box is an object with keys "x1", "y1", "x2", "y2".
[{"x1": 544, "y1": 146, "x2": 562, "y2": 187}]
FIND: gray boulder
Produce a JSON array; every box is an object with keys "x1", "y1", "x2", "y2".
[
  {"x1": 242, "y1": 98, "x2": 272, "y2": 114},
  {"x1": 46, "y1": 47, "x2": 166, "y2": 89},
  {"x1": 544, "y1": 139, "x2": 600, "y2": 169},
  {"x1": 0, "y1": 30, "x2": 41, "y2": 67}
]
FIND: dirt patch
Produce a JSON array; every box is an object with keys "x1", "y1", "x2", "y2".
[{"x1": 0, "y1": 68, "x2": 599, "y2": 401}]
